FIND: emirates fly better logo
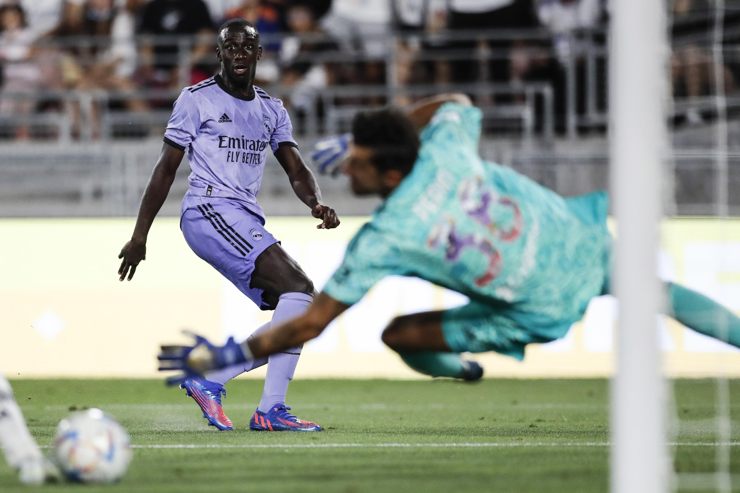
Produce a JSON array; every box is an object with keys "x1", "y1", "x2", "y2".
[{"x1": 218, "y1": 135, "x2": 268, "y2": 166}]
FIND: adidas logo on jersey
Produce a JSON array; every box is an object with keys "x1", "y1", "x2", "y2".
[{"x1": 218, "y1": 113, "x2": 232, "y2": 123}]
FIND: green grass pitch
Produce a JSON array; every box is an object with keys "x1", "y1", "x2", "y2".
[{"x1": 1, "y1": 379, "x2": 738, "y2": 493}]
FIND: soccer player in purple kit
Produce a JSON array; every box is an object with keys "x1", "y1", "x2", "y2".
[{"x1": 117, "y1": 19, "x2": 339, "y2": 432}]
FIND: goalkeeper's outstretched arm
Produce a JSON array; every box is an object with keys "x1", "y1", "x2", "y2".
[
  {"x1": 247, "y1": 293, "x2": 349, "y2": 358},
  {"x1": 309, "y1": 93, "x2": 472, "y2": 178},
  {"x1": 405, "y1": 93, "x2": 472, "y2": 130},
  {"x1": 159, "y1": 293, "x2": 350, "y2": 376}
]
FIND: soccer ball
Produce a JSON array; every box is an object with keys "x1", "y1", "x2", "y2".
[{"x1": 53, "y1": 408, "x2": 132, "y2": 483}]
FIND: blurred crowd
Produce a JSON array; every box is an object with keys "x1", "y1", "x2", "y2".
[{"x1": 0, "y1": 0, "x2": 737, "y2": 140}]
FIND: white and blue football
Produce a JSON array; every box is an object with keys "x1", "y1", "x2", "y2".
[{"x1": 53, "y1": 408, "x2": 132, "y2": 483}]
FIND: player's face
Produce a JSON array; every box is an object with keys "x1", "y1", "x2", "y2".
[
  {"x1": 343, "y1": 144, "x2": 384, "y2": 196},
  {"x1": 217, "y1": 26, "x2": 262, "y2": 83}
]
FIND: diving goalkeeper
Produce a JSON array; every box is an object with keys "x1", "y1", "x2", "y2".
[{"x1": 159, "y1": 93, "x2": 740, "y2": 381}]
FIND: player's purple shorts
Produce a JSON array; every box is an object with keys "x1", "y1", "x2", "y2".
[{"x1": 181, "y1": 193, "x2": 278, "y2": 310}]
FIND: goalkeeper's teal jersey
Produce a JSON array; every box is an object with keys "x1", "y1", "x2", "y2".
[{"x1": 323, "y1": 103, "x2": 611, "y2": 341}]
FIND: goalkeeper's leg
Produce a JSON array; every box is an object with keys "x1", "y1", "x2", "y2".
[
  {"x1": 382, "y1": 311, "x2": 483, "y2": 381},
  {"x1": 0, "y1": 375, "x2": 50, "y2": 485},
  {"x1": 666, "y1": 282, "x2": 740, "y2": 347}
]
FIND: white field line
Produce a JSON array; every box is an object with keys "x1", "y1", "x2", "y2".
[
  {"x1": 125, "y1": 441, "x2": 740, "y2": 450},
  {"x1": 39, "y1": 441, "x2": 740, "y2": 451},
  {"x1": 36, "y1": 403, "x2": 611, "y2": 411}
]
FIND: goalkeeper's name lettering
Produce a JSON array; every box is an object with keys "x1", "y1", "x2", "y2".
[{"x1": 412, "y1": 169, "x2": 454, "y2": 221}]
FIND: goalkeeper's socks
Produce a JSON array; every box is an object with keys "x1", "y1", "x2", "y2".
[
  {"x1": 398, "y1": 351, "x2": 469, "y2": 379},
  {"x1": 205, "y1": 321, "x2": 270, "y2": 385},
  {"x1": 0, "y1": 376, "x2": 43, "y2": 471},
  {"x1": 667, "y1": 282, "x2": 740, "y2": 347},
  {"x1": 257, "y1": 292, "x2": 313, "y2": 413}
]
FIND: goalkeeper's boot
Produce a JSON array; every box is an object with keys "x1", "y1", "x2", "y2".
[
  {"x1": 460, "y1": 360, "x2": 484, "y2": 382},
  {"x1": 249, "y1": 404, "x2": 322, "y2": 432},
  {"x1": 180, "y1": 377, "x2": 233, "y2": 431}
]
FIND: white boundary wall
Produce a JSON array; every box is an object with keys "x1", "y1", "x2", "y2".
[{"x1": 1, "y1": 218, "x2": 738, "y2": 379}]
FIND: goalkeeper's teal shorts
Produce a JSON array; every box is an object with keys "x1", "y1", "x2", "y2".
[{"x1": 441, "y1": 301, "x2": 576, "y2": 360}]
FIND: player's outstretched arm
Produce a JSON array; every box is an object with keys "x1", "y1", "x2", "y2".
[
  {"x1": 275, "y1": 144, "x2": 340, "y2": 229},
  {"x1": 249, "y1": 292, "x2": 348, "y2": 356},
  {"x1": 158, "y1": 293, "x2": 348, "y2": 378},
  {"x1": 118, "y1": 143, "x2": 184, "y2": 281}
]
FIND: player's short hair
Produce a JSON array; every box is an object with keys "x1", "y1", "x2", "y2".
[
  {"x1": 351, "y1": 108, "x2": 420, "y2": 176},
  {"x1": 218, "y1": 18, "x2": 259, "y2": 43}
]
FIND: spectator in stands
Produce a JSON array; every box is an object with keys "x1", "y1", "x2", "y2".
[
  {"x1": 17, "y1": 0, "x2": 64, "y2": 39},
  {"x1": 108, "y1": 0, "x2": 139, "y2": 81},
  {"x1": 536, "y1": 0, "x2": 604, "y2": 65},
  {"x1": 222, "y1": 0, "x2": 284, "y2": 44},
  {"x1": 321, "y1": 0, "x2": 392, "y2": 96},
  {"x1": 446, "y1": 0, "x2": 541, "y2": 93},
  {"x1": 390, "y1": 0, "x2": 452, "y2": 104},
  {"x1": 222, "y1": 0, "x2": 285, "y2": 84},
  {"x1": 321, "y1": 0, "x2": 390, "y2": 58},
  {"x1": 0, "y1": 2, "x2": 42, "y2": 139},
  {"x1": 535, "y1": 0, "x2": 606, "y2": 131},
  {"x1": 202, "y1": 0, "x2": 242, "y2": 25},
  {"x1": 137, "y1": 0, "x2": 215, "y2": 93},
  {"x1": 671, "y1": 0, "x2": 735, "y2": 125},
  {"x1": 279, "y1": 3, "x2": 340, "y2": 132},
  {"x1": 47, "y1": 0, "x2": 148, "y2": 138}
]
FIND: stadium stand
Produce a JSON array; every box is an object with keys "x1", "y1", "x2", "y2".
[{"x1": 0, "y1": 0, "x2": 738, "y2": 216}]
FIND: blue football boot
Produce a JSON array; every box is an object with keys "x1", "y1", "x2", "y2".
[
  {"x1": 249, "y1": 404, "x2": 322, "y2": 432},
  {"x1": 180, "y1": 377, "x2": 233, "y2": 431}
]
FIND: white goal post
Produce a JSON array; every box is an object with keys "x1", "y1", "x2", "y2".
[{"x1": 609, "y1": 1, "x2": 670, "y2": 493}]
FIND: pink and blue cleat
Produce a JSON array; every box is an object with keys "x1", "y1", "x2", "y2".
[
  {"x1": 249, "y1": 404, "x2": 322, "y2": 432},
  {"x1": 180, "y1": 377, "x2": 233, "y2": 431}
]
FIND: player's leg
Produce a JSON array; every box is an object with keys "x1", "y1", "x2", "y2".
[
  {"x1": 178, "y1": 198, "x2": 286, "y2": 430},
  {"x1": 0, "y1": 375, "x2": 55, "y2": 485},
  {"x1": 665, "y1": 282, "x2": 740, "y2": 347},
  {"x1": 381, "y1": 311, "x2": 483, "y2": 381},
  {"x1": 247, "y1": 243, "x2": 321, "y2": 431}
]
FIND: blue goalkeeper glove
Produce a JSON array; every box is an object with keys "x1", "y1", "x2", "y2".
[
  {"x1": 309, "y1": 133, "x2": 351, "y2": 177},
  {"x1": 157, "y1": 331, "x2": 252, "y2": 386}
]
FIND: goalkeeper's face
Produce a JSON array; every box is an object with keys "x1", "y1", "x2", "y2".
[{"x1": 344, "y1": 144, "x2": 401, "y2": 198}]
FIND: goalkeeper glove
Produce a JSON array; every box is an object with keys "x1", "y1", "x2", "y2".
[
  {"x1": 309, "y1": 133, "x2": 351, "y2": 177},
  {"x1": 157, "y1": 332, "x2": 252, "y2": 386}
]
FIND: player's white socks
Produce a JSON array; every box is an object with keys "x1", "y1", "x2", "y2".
[
  {"x1": 0, "y1": 376, "x2": 45, "y2": 484},
  {"x1": 257, "y1": 292, "x2": 312, "y2": 413},
  {"x1": 204, "y1": 322, "x2": 271, "y2": 385}
]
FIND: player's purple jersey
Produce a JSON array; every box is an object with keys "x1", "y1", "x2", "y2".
[{"x1": 164, "y1": 76, "x2": 297, "y2": 221}]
